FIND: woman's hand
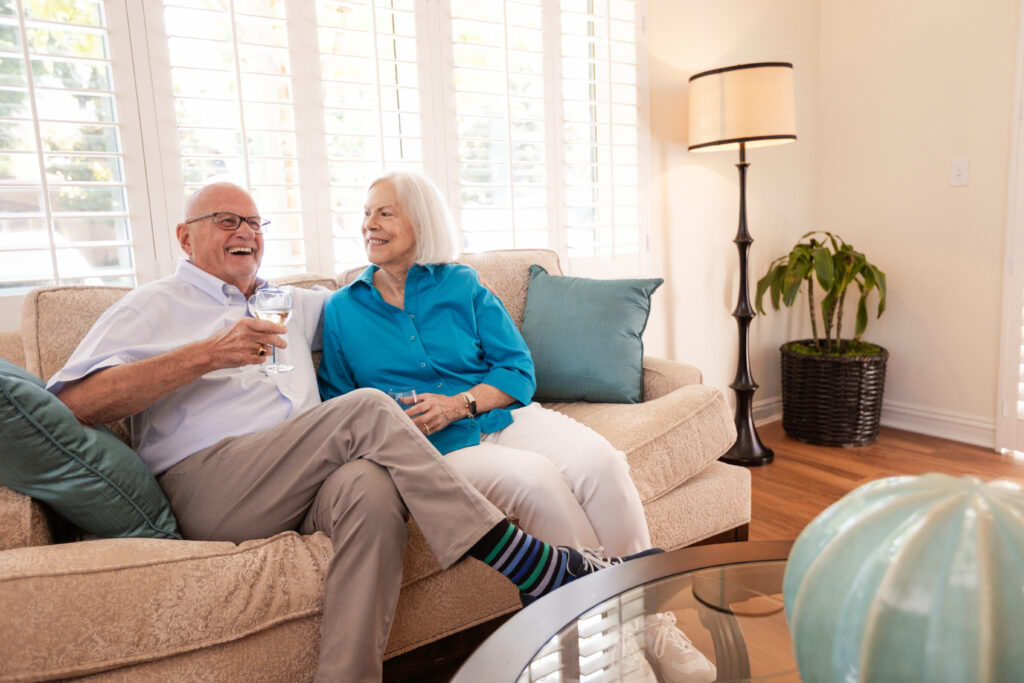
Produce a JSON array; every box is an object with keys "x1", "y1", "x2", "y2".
[{"x1": 405, "y1": 392, "x2": 469, "y2": 436}]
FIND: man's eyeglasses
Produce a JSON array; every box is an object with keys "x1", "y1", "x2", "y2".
[{"x1": 186, "y1": 212, "x2": 270, "y2": 233}]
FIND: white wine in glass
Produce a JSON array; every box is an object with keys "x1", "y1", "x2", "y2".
[{"x1": 249, "y1": 287, "x2": 294, "y2": 374}]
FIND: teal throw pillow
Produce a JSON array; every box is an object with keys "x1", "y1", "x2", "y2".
[
  {"x1": 521, "y1": 265, "x2": 663, "y2": 403},
  {"x1": 0, "y1": 358, "x2": 181, "y2": 539}
]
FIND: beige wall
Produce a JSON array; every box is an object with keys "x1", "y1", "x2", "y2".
[
  {"x1": 647, "y1": 0, "x2": 822, "y2": 411},
  {"x1": 649, "y1": 0, "x2": 1019, "y2": 445},
  {"x1": 817, "y1": 0, "x2": 1017, "y2": 443}
]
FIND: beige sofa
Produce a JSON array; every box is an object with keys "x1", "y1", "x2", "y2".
[{"x1": 0, "y1": 248, "x2": 749, "y2": 681}]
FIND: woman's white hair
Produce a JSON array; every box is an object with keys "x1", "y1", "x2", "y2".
[{"x1": 369, "y1": 170, "x2": 458, "y2": 264}]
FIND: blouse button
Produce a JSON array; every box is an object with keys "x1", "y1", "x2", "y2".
[
  {"x1": 409, "y1": 335, "x2": 416, "y2": 341},
  {"x1": 436, "y1": 382, "x2": 443, "y2": 388},
  {"x1": 419, "y1": 362, "x2": 426, "y2": 368}
]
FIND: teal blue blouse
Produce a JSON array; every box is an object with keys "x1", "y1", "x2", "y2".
[{"x1": 317, "y1": 263, "x2": 536, "y2": 454}]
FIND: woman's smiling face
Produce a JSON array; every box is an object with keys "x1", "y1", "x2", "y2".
[{"x1": 362, "y1": 180, "x2": 417, "y2": 272}]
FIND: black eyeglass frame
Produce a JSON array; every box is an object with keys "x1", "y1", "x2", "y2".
[{"x1": 186, "y1": 212, "x2": 271, "y2": 233}]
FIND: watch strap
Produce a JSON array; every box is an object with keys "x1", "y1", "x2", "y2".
[{"x1": 461, "y1": 391, "x2": 477, "y2": 417}]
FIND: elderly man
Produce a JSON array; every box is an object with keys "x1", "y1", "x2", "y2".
[{"x1": 46, "y1": 183, "x2": 647, "y2": 682}]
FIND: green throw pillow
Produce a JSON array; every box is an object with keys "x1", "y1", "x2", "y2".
[
  {"x1": 521, "y1": 265, "x2": 663, "y2": 403},
  {"x1": 0, "y1": 358, "x2": 181, "y2": 539}
]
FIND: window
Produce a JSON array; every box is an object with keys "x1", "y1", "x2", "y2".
[
  {"x1": 447, "y1": 0, "x2": 646, "y2": 267},
  {"x1": 162, "y1": 0, "x2": 305, "y2": 277},
  {"x1": 0, "y1": 0, "x2": 648, "y2": 322},
  {"x1": 560, "y1": 0, "x2": 641, "y2": 261},
  {"x1": 315, "y1": 0, "x2": 425, "y2": 270},
  {"x1": 0, "y1": 0, "x2": 137, "y2": 294},
  {"x1": 449, "y1": 0, "x2": 549, "y2": 252}
]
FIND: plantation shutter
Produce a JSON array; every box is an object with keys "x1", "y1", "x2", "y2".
[
  {"x1": 159, "y1": 0, "x2": 306, "y2": 277},
  {"x1": 315, "y1": 0, "x2": 425, "y2": 270},
  {"x1": 0, "y1": 0, "x2": 150, "y2": 295},
  {"x1": 560, "y1": 0, "x2": 644, "y2": 277}
]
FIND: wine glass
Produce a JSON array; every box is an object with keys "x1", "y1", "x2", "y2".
[{"x1": 249, "y1": 287, "x2": 293, "y2": 374}]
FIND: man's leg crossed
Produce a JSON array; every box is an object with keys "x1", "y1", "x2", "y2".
[{"x1": 300, "y1": 460, "x2": 408, "y2": 683}]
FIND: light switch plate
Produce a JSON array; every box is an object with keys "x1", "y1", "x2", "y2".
[{"x1": 951, "y1": 157, "x2": 969, "y2": 186}]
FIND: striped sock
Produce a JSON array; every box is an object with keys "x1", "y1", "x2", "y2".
[{"x1": 468, "y1": 521, "x2": 572, "y2": 598}]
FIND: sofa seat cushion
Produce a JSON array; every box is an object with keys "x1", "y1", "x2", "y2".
[
  {"x1": 0, "y1": 530, "x2": 331, "y2": 681},
  {"x1": 643, "y1": 461, "x2": 751, "y2": 549},
  {"x1": 543, "y1": 383, "x2": 737, "y2": 503}
]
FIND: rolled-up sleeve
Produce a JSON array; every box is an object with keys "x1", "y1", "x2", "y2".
[
  {"x1": 472, "y1": 277, "x2": 536, "y2": 405},
  {"x1": 46, "y1": 302, "x2": 155, "y2": 395}
]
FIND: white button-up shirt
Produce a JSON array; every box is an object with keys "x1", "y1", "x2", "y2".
[{"x1": 47, "y1": 260, "x2": 330, "y2": 475}]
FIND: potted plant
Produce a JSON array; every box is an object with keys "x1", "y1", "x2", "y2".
[{"x1": 755, "y1": 231, "x2": 888, "y2": 446}]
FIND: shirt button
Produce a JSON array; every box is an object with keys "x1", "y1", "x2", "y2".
[
  {"x1": 410, "y1": 335, "x2": 416, "y2": 341},
  {"x1": 470, "y1": 421, "x2": 477, "y2": 427},
  {"x1": 420, "y1": 362, "x2": 426, "y2": 368},
  {"x1": 436, "y1": 382, "x2": 443, "y2": 388},
  {"x1": 409, "y1": 314, "x2": 415, "y2": 320}
]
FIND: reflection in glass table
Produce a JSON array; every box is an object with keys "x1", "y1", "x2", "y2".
[{"x1": 517, "y1": 560, "x2": 794, "y2": 682}]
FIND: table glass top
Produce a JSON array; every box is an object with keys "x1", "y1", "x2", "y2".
[{"x1": 515, "y1": 560, "x2": 797, "y2": 682}]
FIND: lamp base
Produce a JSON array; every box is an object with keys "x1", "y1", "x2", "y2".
[{"x1": 720, "y1": 415, "x2": 774, "y2": 467}]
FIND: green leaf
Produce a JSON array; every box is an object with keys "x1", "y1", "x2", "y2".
[
  {"x1": 770, "y1": 267, "x2": 783, "y2": 310},
  {"x1": 755, "y1": 268, "x2": 774, "y2": 314},
  {"x1": 855, "y1": 295, "x2": 868, "y2": 338},
  {"x1": 812, "y1": 246, "x2": 834, "y2": 290},
  {"x1": 781, "y1": 259, "x2": 810, "y2": 307}
]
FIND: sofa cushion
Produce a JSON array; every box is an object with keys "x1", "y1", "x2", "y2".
[
  {"x1": 522, "y1": 265, "x2": 663, "y2": 403},
  {"x1": 0, "y1": 358, "x2": 180, "y2": 540},
  {"x1": 0, "y1": 483, "x2": 52, "y2": 551},
  {"x1": 543, "y1": 383, "x2": 736, "y2": 502},
  {"x1": 0, "y1": 531, "x2": 331, "y2": 680}
]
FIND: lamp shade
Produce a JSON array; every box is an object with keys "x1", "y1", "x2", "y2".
[{"x1": 688, "y1": 62, "x2": 797, "y2": 152}]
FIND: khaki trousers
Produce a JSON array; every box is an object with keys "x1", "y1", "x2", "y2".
[{"x1": 159, "y1": 388, "x2": 504, "y2": 682}]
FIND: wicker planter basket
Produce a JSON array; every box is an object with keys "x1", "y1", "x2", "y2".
[{"x1": 780, "y1": 340, "x2": 888, "y2": 447}]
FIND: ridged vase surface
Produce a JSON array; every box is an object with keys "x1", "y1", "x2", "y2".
[{"x1": 783, "y1": 473, "x2": 1024, "y2": 682}]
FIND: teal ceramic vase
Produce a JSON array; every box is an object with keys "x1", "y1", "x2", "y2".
[{"x1": 783, "y1": 473, "x2": 1024, "y2": 682}]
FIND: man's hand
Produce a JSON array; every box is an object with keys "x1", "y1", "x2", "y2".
[{"x1": 201, "y1": 317, "x2": 288, "y2": 370}]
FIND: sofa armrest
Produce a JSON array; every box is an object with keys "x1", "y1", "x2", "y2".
[
  {"x1": 642, "y1": 356, "x2": 703, "y2": 401},
  {"x1": 0, "y1": 484, "x2": 53, "y2": 551}
]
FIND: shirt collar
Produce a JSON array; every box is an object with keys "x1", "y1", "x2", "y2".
[
  {"x1": 351, "y1": 262, "x2": 443, "y2": 289},
  {"x1": 174, "y1": 259, "x2": 266, "y2": 304}
]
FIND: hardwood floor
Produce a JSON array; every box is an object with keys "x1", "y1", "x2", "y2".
[{"x1": 749, "y1": 420, "x2": 1024, "y2": 542}]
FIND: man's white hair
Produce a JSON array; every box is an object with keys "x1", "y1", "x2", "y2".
[{"x1": 369, "y1": 170, "x2": 458, "y2": 264}]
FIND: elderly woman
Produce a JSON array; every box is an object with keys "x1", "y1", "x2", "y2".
[{"x1": 316, "y1": 170, "x2": 652, "y2": 556}]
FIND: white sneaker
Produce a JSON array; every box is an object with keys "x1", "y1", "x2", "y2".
[
  {"x1": 620, "y1": 616, "x2": 658, "y2": 682},
  {"x1": 631, "y1": 612, "x2": 716, "y2": 683}
]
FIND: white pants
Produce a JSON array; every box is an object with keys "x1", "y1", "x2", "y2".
[{"x1": 445, "y1": 402, "x2": 652, "y2": 556}]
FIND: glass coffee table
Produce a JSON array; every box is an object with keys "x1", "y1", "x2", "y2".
[{"x1": 453, "y1": 540, "x2": 797, "y2": 682}]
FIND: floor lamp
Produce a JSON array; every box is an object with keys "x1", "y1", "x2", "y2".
[{"x1": 687, "y1": 62, "x2": 797, "y2": 467}]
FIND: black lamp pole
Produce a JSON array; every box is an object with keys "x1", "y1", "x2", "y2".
[{"x1": 720, "y1": 142, "x2": 774, "y2": 466}]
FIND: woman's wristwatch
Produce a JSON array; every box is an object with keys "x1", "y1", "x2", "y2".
[{"x1": 459, "y1": 392, "x2": 477, "y2": 418}]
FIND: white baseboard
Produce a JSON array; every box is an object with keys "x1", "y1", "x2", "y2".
[
  {"x1": 880, "y1": 400, "x2": 995, "y2": 449},
  {"x1": 747, "y1": 395, "x2": 995, "y2": 449},
  {"x1": 753, "y1": 397, "x2": 782, "y2": 425}
]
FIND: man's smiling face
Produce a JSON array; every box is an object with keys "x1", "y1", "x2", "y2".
[{"x1": 176, "y1": 183, "x2": 264, "y2": 297}]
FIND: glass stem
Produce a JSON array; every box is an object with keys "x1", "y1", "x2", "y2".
[{"x1": 271, "y1": 345, "x2": 277, "y2": 365}]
